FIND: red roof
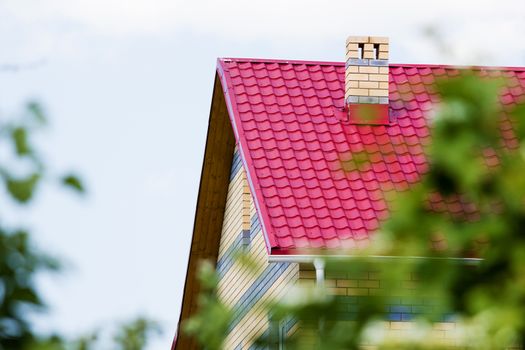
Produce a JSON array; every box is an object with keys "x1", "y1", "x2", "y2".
[{"x1": 216, "y1": 58, "x2": 525, "y2": 255}]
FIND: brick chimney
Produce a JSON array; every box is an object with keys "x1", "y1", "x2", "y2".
[{"x1": 345, "y1": 36, "x2": 389, "y2": 124}]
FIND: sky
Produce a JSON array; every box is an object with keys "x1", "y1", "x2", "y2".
[{"x1": 0, "y1": 0, "x2": 524, "y2": 349}]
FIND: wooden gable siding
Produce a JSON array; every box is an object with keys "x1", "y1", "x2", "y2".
[
  {"x1": 216, "y1": 148, "x2": 299, "y2": 350},
  {"x1": 174, "y1": 75, "x2": 236, "y2": 350}
]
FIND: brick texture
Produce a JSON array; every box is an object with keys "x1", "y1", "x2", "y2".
[
  {"x1": 345, "y1": 35, "x2": 389, "y2": 104},
  {"x1": 298, "y1": 263, "x2": 460, "y2": 347}
]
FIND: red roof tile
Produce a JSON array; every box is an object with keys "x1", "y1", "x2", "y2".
[{"x1": 216, "y1": 58, "x2": 525, "y2": 255}]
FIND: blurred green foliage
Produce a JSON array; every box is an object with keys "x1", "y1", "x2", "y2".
[
  {"x1": 0, "y1": 103, "x2": 160, "y2": 349},
  {"x1": 185, "y1": 72, "x2": 525, "y2": 349},
  {"x1": 0, "y1": 102, "x2": 81, "y2": 349},
  {"x1": 183, "y1": 261, "x2": 232, "y2": 350},
  {"x1": 113, "y1": 318, "x2": 162, "y2": 350}
]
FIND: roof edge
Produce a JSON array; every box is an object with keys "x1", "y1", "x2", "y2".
[{"x1": 216, "y1": 59, "x2": 278, "y2": 254}]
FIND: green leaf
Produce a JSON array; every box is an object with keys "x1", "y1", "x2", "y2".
[
  {"x1": 27, "y1": 101, "x2": 47, "y2": 125},
  {"x1": 6, "y1": 174, "x2": 40, "y2": 203},
  {"x1": 61, "y1": 174, "x2": 84, "y2": 193},
  {"x1": 11, "y1": 127, "x2": 31, "y2": 156},
  {"x1": 113, "y1": 317, "x2": 162, "y2": 350},
  {"x1": 14, "y1": 287, "x2": 41, "y2": 306},
  {"x1": 72, "y1": 331, "x2": 98, "y2": 350}
]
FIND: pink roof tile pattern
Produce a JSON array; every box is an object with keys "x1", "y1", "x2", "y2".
[{"x1": 216, "y1": 58, "x2": 525, "y2": 255}]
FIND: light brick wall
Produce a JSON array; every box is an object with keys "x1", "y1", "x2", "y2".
[
  {"x1": 299, "y1": 263, "x2": 460, "y2": 347},
  {"x1": 216, "y1": 147, "x2": 299, "y2": 350},
  {"x1": 345, "y1": 36, "x2": 389, "y2": 104}
]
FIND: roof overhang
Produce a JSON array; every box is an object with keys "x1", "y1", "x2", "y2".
[{"x1": 173, "y1": 73, "x2": 236, "y2": 350}]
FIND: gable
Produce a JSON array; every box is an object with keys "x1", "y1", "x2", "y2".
[{"x1": 174, "y1": 59, "x2": 525, "y2": 349}]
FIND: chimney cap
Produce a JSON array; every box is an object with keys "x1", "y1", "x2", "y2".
[{"x1": 346, "y1": 36, "x2": 389, "y2": 44}]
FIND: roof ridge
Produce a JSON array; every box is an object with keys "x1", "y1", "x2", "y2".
[
  {"x1": 219, "y1": 57, "x2": 343, "y2": 66},
  {"x1": 218, "y1": 57, "x2": 525, "y2": 72}
]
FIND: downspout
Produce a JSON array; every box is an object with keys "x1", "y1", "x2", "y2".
[
  {"x1": 313, "y1": 258, "x2": 326, "y2": 336},
  {"x1": 313, "y1": 258, "x2": 325, "y2": 287}
]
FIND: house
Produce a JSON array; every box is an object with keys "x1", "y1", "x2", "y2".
[{"x1": 173, "y1": 36, "x2": 525, "y2": 349}]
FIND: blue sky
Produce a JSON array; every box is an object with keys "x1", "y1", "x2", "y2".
[{"x1": 0, "y1": 1, "x2": 524, "y2": 349}]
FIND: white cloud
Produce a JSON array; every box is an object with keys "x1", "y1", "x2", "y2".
[
  {"x1": 1, "y1": 0, "x2": 524, "y2": 65},
  {"x1": 2, "y1": 0, "x2": 522, "y2": 36}
]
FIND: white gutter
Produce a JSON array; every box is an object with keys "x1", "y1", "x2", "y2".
[{"x1": 268, "y1": 254, "x2": 482, "y2": 266}]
